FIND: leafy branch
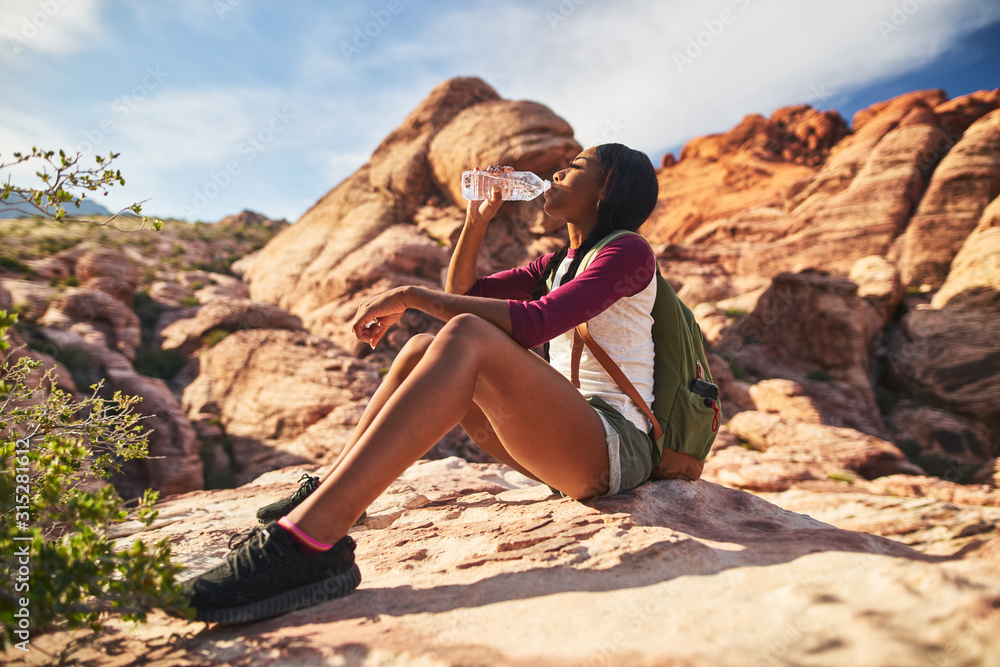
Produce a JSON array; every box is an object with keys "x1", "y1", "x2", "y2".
[{"x1": 0, "y1": 148, "x2": 162, "y2": 231}]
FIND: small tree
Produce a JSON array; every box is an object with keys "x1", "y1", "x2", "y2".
[
  {"x1": 0, "y1": 148, "x2": 161, "y2": 230},
  {"x1": 0, "y1": 150, "x2": 187, "y2": 651}
]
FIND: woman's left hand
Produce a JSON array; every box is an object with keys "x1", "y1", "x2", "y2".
[{"x1": 352, "y1": 287, "x2": 408, "y2": 349}]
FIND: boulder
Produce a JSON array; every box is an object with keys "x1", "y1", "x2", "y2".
[
  {"x1": 0, "y1": 278, "x2": 54, "y2": 321},
  {"x1": 300, "y1": 225, "x2": 449, "y2": 354},
  {"x1": 427, "y1": 98, "x2": 580, "y2": 207},
  {"x1": 722, "y1": 410, "x2": 920, "y2": 480},
  {"x1": 181, "y1": 329, "x2": 381, "y2": 483},
  {"x1": 35, "y1": 327, "x2": 203, "y2": 497},
  {"x1": 31, "y1": 457, "x2": 1000, "y2": 665},
  {"x1": 159, "y1": 297, "x2": 304, "y2": 354},
  {"x1": 887, "y1": 400, "x2": 996, "y2": 466},
  {"x1": 23, "y1": 243, "x2": 89, "y2": 281},
  {"x1": 149, "y1": 281, "x2": 194, "y2": 309},
  {"x1": 848, "y1": 254, "x2": 903, "y2": 323},
  {"x1": 245, "y1": 78, "x2": 580, "y2": 352},
  {"x1": 931, "y1": 194, "x2": 1000, "y2": 308},
  {"x1": 39, "y1": 287, "x2": 142, "y2": 360},
  {"x1": 896, "y1": 108, "x2": 1000, "y2": 287},
  {"x1": 75, "y1": 248, "x2": 141, "y2": 304},
  {"x1": 246, "y1": 78, "x2": 500, "y2": 316},
  {"x1": 717, "y1": 271, "x2": 884, "y2": 390},
  {"x1": 886, "y1": 289, "x2": 1000, "y2": 460}
]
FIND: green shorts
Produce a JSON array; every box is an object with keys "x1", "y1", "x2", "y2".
[
  {"x1": 547, "y1": 396, "x2": 656, "y2": 498},
  {"x1": 588, "y1": 395, "x2": 656, "y2": 497}
]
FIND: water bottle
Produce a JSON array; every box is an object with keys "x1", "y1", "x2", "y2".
[{"x1": 461, "y1": 168, "x2": 551, "y2": 201}]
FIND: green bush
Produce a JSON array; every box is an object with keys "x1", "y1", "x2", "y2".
[
  {"x1": 0, "y1": 311, "x2": 190, "y2": 650},
  {"x1": 201, "y1": 328, "x2": 230, "y2": 348}
]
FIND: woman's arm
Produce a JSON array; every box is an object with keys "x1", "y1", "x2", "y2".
[
  {"x1": 352, "y1": 285, "x2": 512, "y2": 348},
  {"x1": 445, "y1": 185, "x2": 502, "y2": 295}
]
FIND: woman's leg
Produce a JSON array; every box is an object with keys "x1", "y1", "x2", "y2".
[
  {"x1": 321, "y1": 333, "x2": 537, "y2": 482},
  {"x1": 288, "y1": 314, "x2": 609, "y2": 544}
]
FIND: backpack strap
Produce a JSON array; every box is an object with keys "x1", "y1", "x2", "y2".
[{"x1": 574, "y1": 322, "x2": 664, "y2": 442}]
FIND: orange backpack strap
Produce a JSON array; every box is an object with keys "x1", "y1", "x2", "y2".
[{"x1": 573, "y1": 323, "x2": 664, "y2": 442}]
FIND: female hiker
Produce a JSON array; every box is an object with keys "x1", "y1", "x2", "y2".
[{"x1": 179, "y1": 143, "x2": 661, "y2": 622}]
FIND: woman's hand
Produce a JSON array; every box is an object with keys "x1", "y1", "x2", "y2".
[
  {"x1": 465, "y1": 169, "x2": 504, "y2": 228},
  {"x1": 351, "y1": 287, "x2": 409, "y2": 349}
]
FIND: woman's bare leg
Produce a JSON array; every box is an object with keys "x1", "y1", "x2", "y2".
[
  {"x1": 288, "y1": 314, "x2": 609, "y2": 544},
  {"x1": 322, "y1": 332, "x2": 538, "y2": 482}
]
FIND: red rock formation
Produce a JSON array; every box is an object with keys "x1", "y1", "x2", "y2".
[
  {"x1": 75, "y1": 248, "x2": 140, "y2": 305},
  {"x1": 896, "y1": 108, "x2": 1000, "y2": 287}
]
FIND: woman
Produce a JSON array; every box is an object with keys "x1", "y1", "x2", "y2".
[{"x1": 180, "y1": 143, "x2": 660, "y2": 623}]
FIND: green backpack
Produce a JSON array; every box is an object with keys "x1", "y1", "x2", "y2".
[{"x1": 547, "y1": 230, "x2": 720, "y2": 480}]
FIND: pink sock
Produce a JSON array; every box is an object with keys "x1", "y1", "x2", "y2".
[{"x1": 277, "y1": 516, "x2": 333, "y2": 553}]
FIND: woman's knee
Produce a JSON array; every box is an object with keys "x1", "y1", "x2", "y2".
[
  {"x1": 436, "y1": 313, "x2": 496, "y2": 350},
  {"x1": 390, "y1": 333, "x2": 435, "y2": 376}
]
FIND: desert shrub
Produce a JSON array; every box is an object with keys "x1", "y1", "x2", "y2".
[{"x1": 0, "y1": 311, "x2": 189, "y2": 649}]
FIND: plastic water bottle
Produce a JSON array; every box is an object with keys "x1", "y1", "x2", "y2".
[{"x1": 461, "y1": 169, "x2": 551, "y2": 201}]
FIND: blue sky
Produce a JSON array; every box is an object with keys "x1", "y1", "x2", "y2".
[{"x1": 2, "y1": 0, "x2": 998, "y2": 223}]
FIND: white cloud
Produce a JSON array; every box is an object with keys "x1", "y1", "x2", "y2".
[{"x1": 0, "y1": 0, "x2": 105, "y2": 60}]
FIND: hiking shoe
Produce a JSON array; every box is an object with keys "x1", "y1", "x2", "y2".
[
  {"x1": 180, "y1": 522, "x2": 361, "y2": 623},
  {"x1": 256, "y1": 474, "x2": 321, "y2": 524},
  {"x1": 255, "y1": 473, "x2": 367, "y2": 527}
]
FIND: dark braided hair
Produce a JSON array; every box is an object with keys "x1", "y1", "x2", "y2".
[{"x1": 529, "y1": 143, "x2": 658, "y2": 302}]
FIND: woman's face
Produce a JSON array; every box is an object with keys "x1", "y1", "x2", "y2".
[{"x1": 543, "y1": 147, "x2": 605, "y2": 222}]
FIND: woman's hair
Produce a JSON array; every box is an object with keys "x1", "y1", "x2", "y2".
[{"x1": 529, "y1": 143, "x2": 658, "y2": 302}]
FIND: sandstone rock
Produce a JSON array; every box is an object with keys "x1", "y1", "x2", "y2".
[
  {"x1": 886, "y1": 290, "x2": 1000, "y2": 460},
  {"x1": 744, "y1": 376, "x2": 889, "y2": 439},
  {"x1": 931, "y1": 194, "x2": 1000, "y2": 308},
  {"x1": 299, "y1": 224, "x2": 450, "y2": 355},
  {"x1": 427, "y1": 99, "x2": 580, "y2": 208},
  {"x1": 216, "y1": 209, "x2": 288, "y2": 233},
  {"x1": 973, "y1": 458, "x2": 1000, "y2": 486},
  {"x1": 759, "y1": 488, "x2": 1000, "y2": 555},
  {"x1": 933, "y1": 88, "x2": 1000, "y2": 137},
  {"x1": 149, "y1": 280, "x2": 194, "y2": 308},
  {"x1": 748, "y1": 378, "x2": 823, "y2": 423},
  {"x1": 160, "y1": 298, "x2": 304, "y2": 354},
  {"x1": 706, "y1": 353, "x2": 754, "y2": 417},
  {"x1": 27, "y1": 457, "x2": 1000, "y2": 666},
  {"x1": 246, "y1": 78, "x2": 511, "y2": 319},
  {"x1": 848, "y1": 254, "x2": 903, "y2": 322},
  {"x1": 857, "y1": 474, "x2": 1000, "y2": 508},
  {"x1": 75, "y1": 248, "x2": 140, "y2": 304},
  {"x1": 717, "y1": 271, "x2": 883, "y2": 390},
  {"x1": 23, "y1": 243, "x2": 89, "y2": 281},
  {"x1": 724, "y1": 410, "x2": 920, "y2": 479},
  {"x1": 0, "y1": 278, "x2": 54, "y2": 321},
  {"x1": 897, "y1": 107, "x2": 1000, "y2": 287},
  {"x1": 39, "y1": 287, "x2": 142, "y2": 360},
  {"x1": 761, "y1": 95, "x2": 948, "y2": 276},
  {"x1": 181, "y1": 329, "x2": 380, "y2": 483},
  {"x1": 691, "y1": 302, "x2": 734, "y2": 346},
  {"x1": 33, "y1": 326, "x2": 203, "y2": 497},
  {"x1": 888, "y1": 400, "x2": 996, "y2": 465}
]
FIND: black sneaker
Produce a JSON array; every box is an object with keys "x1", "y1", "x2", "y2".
[
  {"x1": 180, "y1": 522, "x2": 361, "y2": 623},
  {"x1": 256, "y1": 474, "x2": 321, "y2": 524},
  {"x1": 256, "y1": 473, "x2": 366, "y2": 527}
]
